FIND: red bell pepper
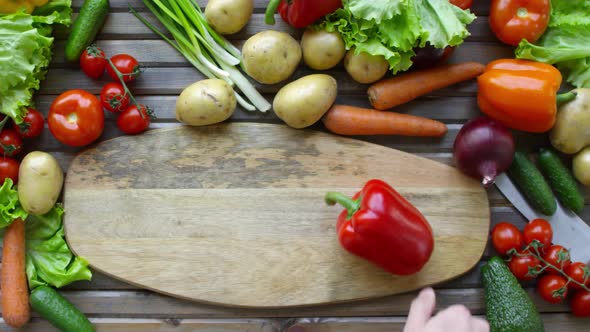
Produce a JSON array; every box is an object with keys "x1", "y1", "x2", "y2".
[
  {"x1": 264, "y1": 0, "x2": 342, "y2": 29},
  {"x1": 325, "y1": 179, "x2": 434, "y2": 275}
]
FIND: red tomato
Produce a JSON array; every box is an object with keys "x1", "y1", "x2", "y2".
[
  {"x1": 100, "y1": 82, "x2": 130, "y2": 113},
  {"x1": 566, "y1": 262, "x2": 590, "y2": 291},
  {"x1": 117, "y1": 104, "x2": 151, "y2": 135},
  {"x1": 48, "y1": 90, "x2": 104, "y2": 147},
  {"x1": 523, "y1": 218, "x2": 552, "y2": 252},
  {"x1": 0, "y1": 157, "x2": 19, "y2": 184},
  {"x1": 538, "y1": 275, "x2": 568, "y2": 304},
  {"x1": 106, "y1": 54, "x2": 141, "y2": 83},
  {"x1": 80, "y1": 47, "x2": 107, "y2": 79},
  {"x1": 491, "y1": 222, "x2": 524, "y2": 255},
  {"x1": 543, "y1": 245, "x2": 571, "y2": 275},
  {"x1": 509, "y1": 251, "x2": 541, "y2": 281},
  {"x1": 0, "y1": 128, "x2": 23, "y2": 157},
  {"x1": 489, "y1": 0, "x2": 551, "y2": 46},
  {"x1": 572, "y1": 291, "x2": 590, "y2": 317},
  {"x1": 13, "y1": 108, "x2": 44, "y2": 139},
  {"x1": 449, "y1": 0, "x2": 473, "y2": 9}
]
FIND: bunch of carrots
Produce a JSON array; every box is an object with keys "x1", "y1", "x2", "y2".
[
  {"x1": 2, "y1": 218, "x2": 29, "y2": 327},
  {"x1": 322, "y1": 62, "x2": 486, "y2": 137}
]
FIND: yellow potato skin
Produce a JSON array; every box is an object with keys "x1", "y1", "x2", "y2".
[
  {"x1": 242, "y1": 31, "x2": 302, "y2": 84},
  {"x1": 573, "y1": 147, "x2": 590, "y2": 186},
  {"x1": 205, "y1": 0, "x2": 253, "y2": 35},
  {"x1": 550, "y1": 88, "x2": 590, "y2": 154},
  {"x1": 18, "y1": 151, "x2": 64, "y2": 216},
  {"x1": 301, "y1": 29, "x2": 346, "y2": 70},
  {"x1": 176, "y1": 79, "x2": 236, "y2": 126},
  {"x1": 344, "y1": 48, "x2": 389, "y2": 84}
]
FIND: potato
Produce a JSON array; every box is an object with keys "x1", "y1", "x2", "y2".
[
  {"x1": 176, "y1": 79, "x2": 236, "y2": 126},
  {"x1": 574, "y1": 146, "x2": 590, "y2": 186},
  {"x1": 273, "y1": 74, "x2": 337, "y2": 129},
  {"x1": 301, "y1": 29, "x2": 345, "y2": 70},
  {"x1": 344, "y1": 48, "x2": 389, "y2": 84},
  {"x1": 18, "y1": 151, "x2": 64, "y2": 216},
  {"x1": 550, "y1": 88, "x2": 590, "y2": 154},
  {"x1": 205, "y1": 0, "x2": 253, "y2": 35},
  {"x1": 242, "y1": 30, "x2": 302, "y2": 84}
]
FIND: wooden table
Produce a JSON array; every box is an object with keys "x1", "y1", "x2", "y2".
[{"x1": 3, "y1": 0, "x2": 590, "y2": 330}]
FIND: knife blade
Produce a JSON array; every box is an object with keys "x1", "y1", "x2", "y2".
[{"x1": 495, "y1": 172, "x2": 590, "y2": 263}]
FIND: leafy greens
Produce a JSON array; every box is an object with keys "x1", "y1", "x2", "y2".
[{"x1": 0, "y1": 179, "x2": 28, "y2": 228}]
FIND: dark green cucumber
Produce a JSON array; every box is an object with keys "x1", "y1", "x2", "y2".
[
  {"x1": 64, "y1": 0, "x2": 109, "y2": 62},
  {"x1": 30, "y1": 286, "x2": 94, "y2": 332},
  {"x1": 508, "y1": 150, "x2": 556, "y2": 216},
  {"x1": 537, "y1": 148, "x2": 584, "y2": 213},
  {"x1": 482, "y1": 256, "x2": 545, "y2": 332}
]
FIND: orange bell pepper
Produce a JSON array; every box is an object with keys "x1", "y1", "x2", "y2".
[{"x1": 477, "y1": 59, "x2": 574, "y2": 133}]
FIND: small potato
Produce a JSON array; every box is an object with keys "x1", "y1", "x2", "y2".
[
  {"x1": 344, "y1": 48, "x2": 389, "y2": 84},
  {"x1": 176, "y1": 79, "x2": 236, "y2": 126},
  {"x1": 18, "y1": 151, "x2": 64, "y2": 216},
  {"x1": 242, "y1": 30, "x2": 302, "y2": 84},
  {"x1": 301, "y1": 29, "x2": 346, "y2": 70},
  {"x1": 573, "y1": 146, "x2": 590, "y2": 186},
  {"x1": 205, "y1": 0, "x2": 253, "y2": 35},
  {"x1": 273, "y1": 74, "x2": 337, "y2": 129}
]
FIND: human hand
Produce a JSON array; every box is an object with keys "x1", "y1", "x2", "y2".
[{"x1": 403, "y1": 287, "x2": 490, "y2": 332}]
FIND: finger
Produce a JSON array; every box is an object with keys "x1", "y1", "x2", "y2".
[
  {"x1": 424, "y1": 304, "x2": 471, "y2": 331},
  {"x1": 403, "y1": 287, "x2": 436, "y2": 332},
  {"x1": 470, "y1": 317, "x2": 490, "y2": 332}
]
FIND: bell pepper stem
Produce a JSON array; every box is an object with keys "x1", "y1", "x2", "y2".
[
  {"x1": 264, "y1": 0, "x2": 282, "y2": 25},
  {"x1": 325, "y1": 192, "x2": 361, "y2": 220},
  {"x1": 557, "y1": 91, "x2": 577, "y2": 106}
]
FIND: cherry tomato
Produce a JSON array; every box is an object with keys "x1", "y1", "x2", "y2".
[
  {"x1": 48, "y1": 89, "x2": 104, "y2": 147},
  {"x1": 106, "y1": 54, "x2": 141, "y2": 83},
  {"x1": 571, "y1": 291, "x2": 590, "y2": 317},
  {"x1": 509, "y1": 251, "x2": 541, "y2": 281},
  {"x1": 491, "y1": 222, "x2": 524, "y2": 256},
  {"x1": 489, "y1": 0, "x2": 551, "y2": 46},
  {"x1": 0, "y1": 128, "x2": 23, "y2": 157},
  {"x1": 523, "y1": 218, "x2": 552, "y2": 252},
  {"x1": 100, "y1": 82, "x2": 130, "y2": 113},
  {"x1": 13, "y1": 108, "x2": 44, "y2": 139},
  {"x1": 538, "y1": 275, "x2": 568, "y2": 304},
  {"x1": 80, "y1": 47, "x2": 107, "y2": 79},
  {"x1": 449, "y1": 0, "x2": 473, "y2": 9},
  {"x1": 0, "y1": 157, "x2": 19, "y2": 184},
  {"x1": 543, "y1": 245, "x2": 571, "y2": 275},
  {"x1": 117, "y1": 104, "x2": 151, "y2": 135},
  {"x1": 565, "y1": 262, "x2": 590, "y2": 291}
]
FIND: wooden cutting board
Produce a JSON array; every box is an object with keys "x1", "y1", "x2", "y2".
[{"x1": 63, "y1": 123, "x2": 490, "y2": 308}]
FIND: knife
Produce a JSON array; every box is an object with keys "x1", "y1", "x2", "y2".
[{"x1": 495, "y1": 172, "x2": 590, "y2": 263}]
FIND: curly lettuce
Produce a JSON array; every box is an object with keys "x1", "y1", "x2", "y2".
[{"x1": 0, "y1": 179, "x2": 28, "y2": 228}]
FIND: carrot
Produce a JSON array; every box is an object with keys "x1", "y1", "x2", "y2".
[
  {"x1": 322, "y1": 104, "x2": 447, "y2": 137},
  {"x1": 1, "y1": 218, "x2": 30, "y2": 328},
  {"x1": 368, "y1": 62, "x2": 486, "y2": 110}
]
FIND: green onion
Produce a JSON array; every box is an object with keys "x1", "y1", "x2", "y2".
[{"x1": 130, "y1": 0, "x2": 271, "y2": 112}]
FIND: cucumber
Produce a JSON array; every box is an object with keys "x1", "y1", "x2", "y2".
[
  {"x1": 30, "y1": 286, "x2": 94, "y2": 332},
  {"x1": 482, "y1": 257, "x2": 545, "y2": 332},
  {"x1": 64, "y1": 0, "x2": 109, "y2": 63},
  {"x1": 508, "y1": 150, "x2": 556, "y2": 216},
  {"x1": 537, "y1": 148, "x2": 584, "y2": 213}
]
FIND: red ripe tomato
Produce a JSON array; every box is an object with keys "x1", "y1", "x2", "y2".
[
  {"x1": 509, "y1": 252, "x2": 541, "y2": 281},
  {"x1": 48, "y1": 89, "x2": 105, "y2": 147},
  {"x1": 100, "y1": 82, "x2": 130, "y2": 113},
  {"x1": 106, "y1": 54, "x2": 141, "y2": 83},
  {"x1": 0, "y1": 128, "x2": 23, "y2": 157},
  {"x1": 13, "y1": 108, "x2": 44, "y2": 139},
  {"x1": 571, "y1": 291, "x2": 590, "y2": 317},
  {"x1": 449, "y1": 0, "x2": 473, "y2": 9},
  {"x1": 543, "y1": 245, "x2": 571, "y2": 275},
  {"x1": 565, "y1": 262, "x2": 590, "y2": 291},
  {"x1": 489, "y1": 0, "x2": 551, "y2": 46},
  {"x1": 491, "y1": 222, "x2": 524, "y2": 255},
  {"x1": 538, "y1": 275, "x2": 568, "y2": 304},
  {"x1": 117, "y1": 104, "x2": 151, "y2": 135},
  {"x1": 523, "y1": 218, "x2": 552, "y2": 252},
  {"x1": 80, "y1": 47, "x2": 107, "y2": 79},
  {"x1": 0, "y1": 157, "x2": 19, "y2": 184}
]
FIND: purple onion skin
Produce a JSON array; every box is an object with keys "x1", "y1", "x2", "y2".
[{"x1": 453, "y1": 116, "x2": 515, "y2": 187}]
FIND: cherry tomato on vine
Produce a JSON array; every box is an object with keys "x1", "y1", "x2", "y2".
[
  {"x1": 106, "y1": 54, "x2": 141, "y2": 83},
  {"x1": 523, "y1": 218, "x2": 552, "y2": 251},
  {"x1": 509, "y1": 252, "x2": 541, "y2": 281},
  {"x1": 117, "y1": 104, "x2": 151, "y2": 135},
  {"x1": 489, "y1": 0, "x2": 551, "y2": 46},
  {"x1": 543, "y1": 245, "x2": 571, "y2": 275},
  {"x1": 565, "y1": 262, "x2": 590, "y2": 291},
  {"x1": 0, "y1": 157, "x2": 19, "y2": 184},
  {"x1": 48, "y1": 89, "x2": 104, "y2": 147},
  {"x1": 491, "y1": 222, "x2": 524, "y2": 255},
  {"x1": 80, "y1": 47, "x2": 107, "y2": 79},
  {"x1": 0, "y1": 128, "x2": 23, "y2": 157},
  {"x1": 572, "y1": 291, "x2": 590, "y2": 317},
  {"x1": 449, "y1": 0, "x2": 473, "y2": 9},
  {"x1": 13, "y1": 108, "x2": 44, "y2": 139},
  {"x1": 538, "y1": 275, "x2": 568, "y2": 304},
  {"x1": 100, "y1": 82, "x2": 130, "y2": 113}
]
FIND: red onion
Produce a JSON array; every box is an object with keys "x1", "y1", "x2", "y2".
[{"x1": 453, "y1": 116, "x2": 515, "y2": 187}]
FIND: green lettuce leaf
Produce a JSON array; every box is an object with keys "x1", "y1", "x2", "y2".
[
  {"x1": 25, "y1": 205, "x2": 93, "y2": 289},
  {"x1": 0, "y1": 179, "x2": 28, "y2": 229},
  {"x1": 33, "y1": 0, "x2": 73, "y2": 26}
]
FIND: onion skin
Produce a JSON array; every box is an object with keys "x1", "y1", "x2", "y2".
[{"x1": 453, "y1": 116, "x2": 515, "y2": 187}]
